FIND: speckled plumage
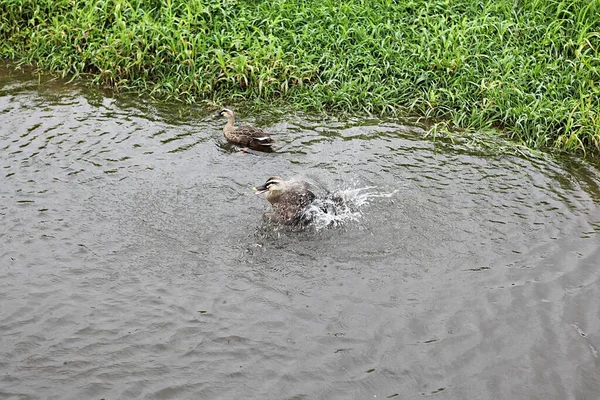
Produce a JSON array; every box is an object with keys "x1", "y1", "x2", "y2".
[
  {"x1": 215, "y1": 108, "x2": 274, "y2": 148},
  {"x1": 254, "y1": 176, "x2": 316, "y2": 224}
]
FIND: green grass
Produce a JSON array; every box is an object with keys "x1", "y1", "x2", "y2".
[{"x1": 1, "y1": 0, "x2": 599, "y2": 154}]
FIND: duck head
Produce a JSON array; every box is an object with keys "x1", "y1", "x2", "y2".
[
  {"x1": 253, "y1": 176, "x2": 316, "y2": 205},
  {"x1": 215, "y1": 108, "x2": 234, "y2": 119},
  {"x1": 253, "y1": 176, "x2": 285, "y2": 196}
]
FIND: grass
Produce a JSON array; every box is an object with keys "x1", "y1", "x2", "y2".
[{"x1": 1, "y1": 0, "x2": 599, "y2": 154}]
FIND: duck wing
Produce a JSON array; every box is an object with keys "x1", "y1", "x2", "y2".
[
  {"x1": 236, "y1": 125, "x2": 274, "y2": 146},
  {"x1": 279, "y1": 187, "x2": 316, "y2": 211}
]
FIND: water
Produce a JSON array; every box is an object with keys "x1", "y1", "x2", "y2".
[{"x1": 1, "y1": 66, "x2": 600, "y2": 400}]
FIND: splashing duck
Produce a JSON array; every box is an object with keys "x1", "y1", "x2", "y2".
[
  {"x1": 215, "y1": 108, "x2": 274, "y2": 150},
  {"x1": 253, "y1": 176, "x2": 316, "y2": 224}
]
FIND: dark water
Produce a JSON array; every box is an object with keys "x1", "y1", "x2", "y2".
[{"x1": 1, "y1": 67, "x2": 600, "y2": 400}]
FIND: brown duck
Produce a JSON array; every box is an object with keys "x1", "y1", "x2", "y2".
[
  {"x1": 215, "y1": 108, "x2": 274, "y2": 149},
  {"x1": 253, "y1": 176, "x2": 316, "y2": 223}
]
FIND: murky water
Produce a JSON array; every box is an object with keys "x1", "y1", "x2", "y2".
[{"x1": 1, "y1": 66, "x2": 600, "y2": 400}]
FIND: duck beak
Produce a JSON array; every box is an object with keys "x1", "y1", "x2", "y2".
[
  {"x1": 253, "y1": 184, "x2": 268, "y2": 195},
  {"x1": 214, "y1": 110, "x2": 223, "y2": 117}
]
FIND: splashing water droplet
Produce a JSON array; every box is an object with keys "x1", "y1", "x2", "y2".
[{"x1": 300, "y1": 185, "x2": 400, "y2": 231}]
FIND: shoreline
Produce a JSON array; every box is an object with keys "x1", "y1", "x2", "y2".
[{"x1": 1, "y1": 0, "x2": 598, "y2": 155}]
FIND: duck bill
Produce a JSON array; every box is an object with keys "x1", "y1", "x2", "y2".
[{"x1": 253, "y1": 184, "x2": 268, "y2": 195}]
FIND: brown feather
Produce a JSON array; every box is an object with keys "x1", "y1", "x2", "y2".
[
  {"x1": 226, "y1": 125, "x2": 274, "y2": 147},
  {"x1": 258, "y1": 178, "x2": 316, "y2": 224},
  {"x1": 218, "y1": 108, "x2": 274, "y2": 149}
]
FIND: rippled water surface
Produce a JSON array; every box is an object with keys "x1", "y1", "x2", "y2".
[{"x1": 2, "y1": 67, "x2": 600, "y2": 400}]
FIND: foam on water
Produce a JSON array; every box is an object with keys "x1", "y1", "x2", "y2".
[{"x1": 295, "y1": 177, "x2": 401, "y2": 231}]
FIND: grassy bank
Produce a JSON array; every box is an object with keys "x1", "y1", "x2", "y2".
[{"x1": 1, "y1": 0, "x2": 599, "y2": 154}]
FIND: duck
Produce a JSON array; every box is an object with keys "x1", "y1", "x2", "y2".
[
  {"x1": 215, "y1": 108, "x2": 274, "y2": 149},
  {"x1": 253, "y1": 176, "x2": 316, "y2": 224}
]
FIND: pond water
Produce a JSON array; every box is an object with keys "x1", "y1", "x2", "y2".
[{"x1": 1, "y1": 67, "x2": 600, "y2": 400}]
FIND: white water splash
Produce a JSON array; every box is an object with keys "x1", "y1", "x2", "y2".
[{"x1": 299, "y1": 184, "x2": 400, "y2": 231}]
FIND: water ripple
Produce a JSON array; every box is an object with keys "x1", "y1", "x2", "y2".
[{"x1": 1, "y1": 67, "x2": 600, "y2": 399}]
